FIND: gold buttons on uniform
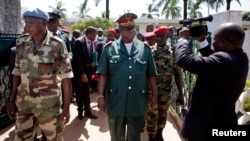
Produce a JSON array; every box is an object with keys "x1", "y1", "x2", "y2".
[
  {"x1": 128, "y1": 86, "x2": 131, "y2": 90},
  {"x1": 129, "y1": 76, "x2": 132, "y2": 79},
  {"x1": 129, "y1": 66, "x2": 132, "y2": 69}
]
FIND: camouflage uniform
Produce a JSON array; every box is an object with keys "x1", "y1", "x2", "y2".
[
  {"x1": 146, "y1": 44, "x2": 176, "y2": 135},
  {"x1": 12, "y1": 32, "x2": 73, "y2": 141}
]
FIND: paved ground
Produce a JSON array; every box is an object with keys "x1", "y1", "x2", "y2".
[{"x1": 0, "y1": 93, "x2": 183, "y2": 141}]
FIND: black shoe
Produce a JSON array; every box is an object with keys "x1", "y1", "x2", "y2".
[
  {"x1": 85, "y1": 113, "x2": 97, "y2": 119},
  {"x1": 156, "y1": 129, "x2": 164, "y2": 141},
  {"x1": 148, "y1": 134, "x2": 156, "y2": 141},
  {"x1": 78, "y1": 115, "x2": 84, "y2": 120}
]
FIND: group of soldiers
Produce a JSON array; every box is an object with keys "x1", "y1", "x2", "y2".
[{"x1": 7, "y1": 7, "x2": 185, "y2": 141}]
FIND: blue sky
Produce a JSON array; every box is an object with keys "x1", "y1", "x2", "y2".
[{"x1": 21, "y1": 0, "x2": 250, "y2": 19}]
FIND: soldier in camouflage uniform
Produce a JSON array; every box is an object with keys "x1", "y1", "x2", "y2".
[
  {"x1": 7, "y1": 8, "x2": 73, "y2": 141},
  {"x1": 146, "y1": 26, "x2": 184, "y2": 141}
]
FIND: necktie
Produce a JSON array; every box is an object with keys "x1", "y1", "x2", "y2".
[
  {"x1": 88, "y1": 41, "x2": 93, "y2": 61},
  {"x1": 89, "y1": 41, "x2": 93, "y2": 54}
]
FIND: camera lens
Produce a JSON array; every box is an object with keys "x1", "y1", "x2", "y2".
[{"x1": 190, "y1": 25, "x2": 208, "y2": 37}]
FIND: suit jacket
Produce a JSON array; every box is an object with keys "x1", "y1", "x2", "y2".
[
  {"x1": 175, "y1": 39, "x2": 249, "y2": 140},
  {"x1": 72, "y1": 36, "x2": 94, "y2": 77}
]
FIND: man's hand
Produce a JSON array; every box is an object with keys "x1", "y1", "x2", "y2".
[
  {"x1": 60, "y1": 108, "x2": 70, "y2": 125},
  {"x1": 90, "y1": 62, "x2": 96, "y2": 68},
  {"x1": 97, "y1": 96, "x2": 106, "y2": 113},
  {"x1": 196, "y1": 34, "x2": 206, "y2": 42},
  {"x1": 81, "y1": 73, "x2": 88, "y2": 82},
  {"x1": 176, "y1": 94, "x2": 185, "y2": 105},
  {"x1": 7, "y1": 101, "x2": 17, "y2": 120},
  {"x1": 179, "y1": 27, "x2": 190, "y2": 40},
  {"x1": 149, "y1": 94, "x2": 157, "y2": 110}
]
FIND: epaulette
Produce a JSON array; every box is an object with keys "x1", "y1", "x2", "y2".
[
  {"x1": 50, "y1": 34, "x2": 64, "y2": 43},
  {"x1": 103, "y1": 41, "x2": 113, "y2": 48},
  {"x1": 16, "y1": 33, "x2": 29, "y2": 45},
  {"x1": 17, "y1": 33, "x2": 29, "y2": 40}
]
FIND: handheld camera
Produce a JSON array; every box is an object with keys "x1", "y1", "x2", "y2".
[{"x1": 179, "y1": 15, "x2": 213, "y2": 37}]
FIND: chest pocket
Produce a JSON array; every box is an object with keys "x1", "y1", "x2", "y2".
[
  {"x1": 109, "y1": 56, "x2": 123, "y2": 72},
  {"x1": 38, "y1": 56, "x2": 56, "y2": 74},
  {"x1": 135, "y1": 58, "x2": 147, "y2": 72}
]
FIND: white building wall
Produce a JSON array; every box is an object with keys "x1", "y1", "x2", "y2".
[{"x1": 207, "y1": 10, "x2": 250, "y2": 79}]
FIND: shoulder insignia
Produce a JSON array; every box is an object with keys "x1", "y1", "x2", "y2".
[
  {"x1": 16, "y1": 33, "x2": 29, "y2": 45},
  {"x1": 51, "y1": 35, "x2": 64, "y2": 43},
  {"x1": 104, "y1": 41, "x2": 113, "y2": 48}
]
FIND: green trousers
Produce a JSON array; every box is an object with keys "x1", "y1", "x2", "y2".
[{"x1": 108, "y1": 112, "x2": 144, "y2": 141}]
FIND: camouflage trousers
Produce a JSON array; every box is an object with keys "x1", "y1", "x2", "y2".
[
  {"x1": 146, "y1": 92, "x2": 172, "y2": 135},
  {"x1": 15, "y1": 105, "x2": 64, "y2": 141}
]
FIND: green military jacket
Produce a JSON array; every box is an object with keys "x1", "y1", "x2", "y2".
[
  {"x1": 12, "y1": 31, "x2": 73, "y2": 115},
  {"x1": 53, "y1": 30, "x2": 72, "y2": 58},
  {"x1": 97, "y1": 38, "x2": 157, "y2": 117}
]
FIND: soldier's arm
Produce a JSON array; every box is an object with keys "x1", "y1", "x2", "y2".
[
  {"x1": 97, "y1": 74, "x2": 108, "y2": 112},
  {"x1": 7, "y1": 75, "x2": 21, "y2": 120},
  {"x1": 148, "y1": 76, "x2": 158, "y2": 108},
  {"x1": 61, "y1": 78, "x2": 72, "y2": 124}
]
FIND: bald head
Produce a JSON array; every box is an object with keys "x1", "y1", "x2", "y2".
[{"x1": 215, "y1": 23, "x2": 245, "y2": 49}]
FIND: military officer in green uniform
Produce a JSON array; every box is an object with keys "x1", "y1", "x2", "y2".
[
  {"x1": 7, "y1": 8, "x2": 73, "y2": 141},
  {"x1": 96, "y1": 13, "x2": 158, "y2": 141},
  {"x1": 146, "y1": 26, "x2": 184, "y2": 141},
  {"x1": 47, "y1": 12, "x2": 72, "y2": 59}
]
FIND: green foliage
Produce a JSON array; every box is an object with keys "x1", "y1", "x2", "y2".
[
  {"x1": 70, "y1": 17, "x2": 115, "y2": 35},
  {"x1": 244, "y1": 97, "x2": 250, "y2": 112},
  {"x1": 246, "y1": 80, "x2": 250, "y2": 88},
  {"x1": 49, "y1": 0, "x2": 67, "y2": 20},
  {"x1": 242, "y1": 11, "x2": 250, "y2": 21}
]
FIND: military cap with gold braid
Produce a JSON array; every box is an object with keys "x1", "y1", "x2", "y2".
[
  {"x1": 115, "y1": 13, "x2": 137, "y2": 26},
  {"x1": 48, "y1": 12, "x2": 61, "y2": 20}
]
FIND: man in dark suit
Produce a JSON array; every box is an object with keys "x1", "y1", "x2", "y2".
[
  {"x1": 70, "y1": 29, "x2": 81, "y2": 102},
  {"x1": 175, "y1": 23, "x2": 249, "y2": 141},
  {"x1": 72, "y1": 26, "x2": 98, "y2": 120},
  {"x1": 71, "y1": 29, "x2": 81, "y2": 51}
]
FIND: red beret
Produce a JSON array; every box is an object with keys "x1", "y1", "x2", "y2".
[
  {"x1": 144, "y1": 32, "x2": 155, "y2": 38},
  {"x1": 154, "y1": 26, "x2": 169, "y2": 34},
  {"x1": 108, "y1": 28, "x2": 117, "y2": 36}
]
